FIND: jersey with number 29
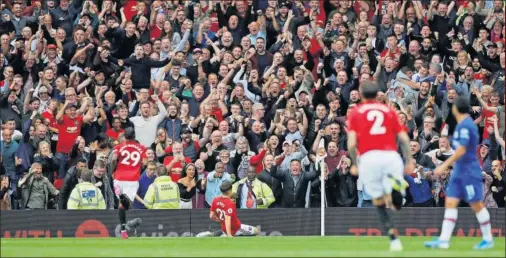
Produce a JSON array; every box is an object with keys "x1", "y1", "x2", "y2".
[
  {"x1": 211, "y1": 196, "x2": 241, "y2": 235},
  {"x1": 113, "y1": 140, "x2": 146, "y2": 181},
  {"x1": 347, "y1": 101, "x2": 404, "y2": 155}
]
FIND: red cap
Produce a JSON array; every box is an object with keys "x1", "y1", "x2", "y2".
[{"x1": 47, "y1": 44, "x2": 57, "y2": 50}]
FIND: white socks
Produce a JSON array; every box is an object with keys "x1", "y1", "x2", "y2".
[
  {"x1": 476, "y1": 208, "x2": 493, "y2": 242},
  {"x1": 439, "y1": 208, "x2": 458, "y2": 242},
  {"x1": 439, "y1": 208, "x2": 493, "y2": 242}
]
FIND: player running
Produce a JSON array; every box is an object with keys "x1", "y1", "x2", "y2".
[
  {"x1": 424, "y1": 96, "x2": 494, "y2": 250},
  {"x1": 347, "y1": 81, "x2": 414, "y2": 252},
  {"x1": 209, "y1": 181, "x2": 259, "y2": 237},
  {"x1": 110, "y1": 127, "x2": 146, "y2": 239}
]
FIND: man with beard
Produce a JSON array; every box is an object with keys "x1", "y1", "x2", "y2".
[
  {"x1": 374, "y1": 13, "x2": 393, "y2": 42},
  {"x1": 160, "y1": 103, "x2": 183, "y2": 143},
  {"x1": 232, "y1": 166, "x2": 275, "y2": 209},
  {"x1": 251, "y1": 37, "x2": 272, "y2": 78},
  {"x1": 420, "y1": 37, "x2": 438, "y2": 58},
  {"x1": 436, "y1": 86, "x2": 458, "y2": 135},
  {"x1": 410, "y1": 140, "x2": 436, "y2": 169},
  {"x1": 413, "y1": 96, "x2": 443, "y2": 135},
  {"x1": 129, "y1": 94, "x2": 167, "y2": 147},
  {"x1": 18, "y1": 162, "x2": 59, "y2": 209},
  {"x1": 404, "y1": 81, "x2": 431, "y2": 114}
]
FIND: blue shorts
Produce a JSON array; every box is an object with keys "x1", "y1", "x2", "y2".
[{"x1": 446, "y1": 174, "x2": 483, "y2": 203}]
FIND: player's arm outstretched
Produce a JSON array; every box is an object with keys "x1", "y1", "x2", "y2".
[
  {"x1": 434, "y1": 145, "x2": 466, "y2": 175},
  {"x1": 397, "y1": 131, "x2": 415, "y2": 173}
]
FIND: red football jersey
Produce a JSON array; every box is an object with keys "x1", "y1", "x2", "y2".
[
  {"x1": 211, "y1": 196, "x2": 241, "y2": 235},
  {"x1": 347, "y1": 101, "x2": 404, "y2": 155},
  {"x1": 113, "y1": 140, "x2": 146, "y2": 181},
  {"x1": 56, "y1": 115, "x2": 83, "y2": 154}
]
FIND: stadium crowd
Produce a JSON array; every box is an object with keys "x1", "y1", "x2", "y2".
[{"x1": 0, "y1": 0, "x2": 505, "y2": 211}]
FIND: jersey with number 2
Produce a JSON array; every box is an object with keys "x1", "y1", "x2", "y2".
[
  {"x1": 347, "y1": 101, "x2": 404, "y2": 155},
  {"x1": 113, "y1": 140, "x2": 146, "y2": 181},
  {"x1": 211, "y1": 196, "x2": 241, "y2": 235}
]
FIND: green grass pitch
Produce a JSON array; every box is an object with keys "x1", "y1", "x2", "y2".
[{"x1": 1, "y1": 236, "x2": 504, "y2": 257}]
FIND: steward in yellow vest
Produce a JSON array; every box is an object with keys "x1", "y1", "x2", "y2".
[
  {"x1": 67, "y1": 168, "x2": 106, "y2": 210},
  {"x1": 144, "y1": 169, "x2": 180, "y2": 209}
]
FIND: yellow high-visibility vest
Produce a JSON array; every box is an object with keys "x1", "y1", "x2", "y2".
[
  {"x1": 144, "y1": 176, "x2": 180, "y2": 209},
  {"x1": 67, "y1": 182, "x2": 106, "y2": 210}
]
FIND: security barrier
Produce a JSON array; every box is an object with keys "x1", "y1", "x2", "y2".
[{"x1": 1, "y1": 208, "x2": 504, "y2": 238}]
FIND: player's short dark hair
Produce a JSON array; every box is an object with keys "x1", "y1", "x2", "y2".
[
  {"x1": 454, "y1": 96, "x2": 470, "y2": 114},
  {"x1": 220, "y1": 181, "x2": 233, "y2": 193},
  {"x1": 360, "y1": 81, "x2": 380, "y2": 100},
  {"x1": 124, "y1": 127, "x2": 136, "y2": 141}
]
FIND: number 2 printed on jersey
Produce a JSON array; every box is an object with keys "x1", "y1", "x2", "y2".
[{"x1": 367, "y1": 110, "x2": 387, "y2": 135}]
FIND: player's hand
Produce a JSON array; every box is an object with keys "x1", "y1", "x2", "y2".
[{"x1": 350, "y1": 165, "x2": 358, "y2": 176}]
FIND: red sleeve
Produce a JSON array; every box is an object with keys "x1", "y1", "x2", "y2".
[
  {"x1": 275, "y1": 155, "x2": 284, "y2": 166},
  {"x1": 210, "y1": 199, "x2": 216, "y2": 211},
  {"x1": 164, "y1": 146, "x2": 173, "y2": 154},
  {"x1": 347, "y1": 110, "x2": 357, "y2": 132},
  {"x1": 249, "y1": 149, "x2": 267, "y2": 165}
]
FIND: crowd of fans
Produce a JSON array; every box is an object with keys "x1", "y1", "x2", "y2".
[{"x1": 0, "y1": 0, "x2": 505, "y2": 211}]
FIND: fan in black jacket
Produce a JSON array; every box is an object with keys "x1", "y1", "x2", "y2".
[{"x1": 269, "y1": 160, "x2": 319, "y2": 208}]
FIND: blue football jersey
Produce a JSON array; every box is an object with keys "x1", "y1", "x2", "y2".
[{"x1": 451, "y1": 116, "x2": 481, "y2": 178}]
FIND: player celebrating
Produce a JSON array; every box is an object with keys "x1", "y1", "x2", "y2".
[
  {"x1": 209, "y1": 181, "x2": 259, "y2": 237},
  {"x1": 347, "y1": 81, "x2": 414, "y2": 252},
  {"x1": 111, "y1": 127, "x2": 146, "y2": 239},
  {"x1": 424, "y1": 96, "x2": 494, "y2": 250}
]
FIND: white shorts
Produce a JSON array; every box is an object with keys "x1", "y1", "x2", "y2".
[
  {"x1": 235, "y1": 224, "x2": 257, "y2": 236},
  {"x1": 358, "y1": 150, "x2": 404, "y2": 199},
  {"x1": 114, "y1": 180, "x2": 139, "y2": 202},
  {"x1": 220, "y1": 224, "x2": 257, "y2": 237}
]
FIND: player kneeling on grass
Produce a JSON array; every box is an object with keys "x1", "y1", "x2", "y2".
[
  {"x1": 424, "y1": 96, "x2": 494, "y2": 250},
  {"x1": 199, "y1": 181, "x2": 259, "y2": 237}
]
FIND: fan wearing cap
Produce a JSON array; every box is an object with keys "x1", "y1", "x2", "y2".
[
  {"x1": 54, "y1": 98, "x2": 93, "y2": 178},
  {"x1": 42, "y1": 44, "x2": 62, "y2": 65}
]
